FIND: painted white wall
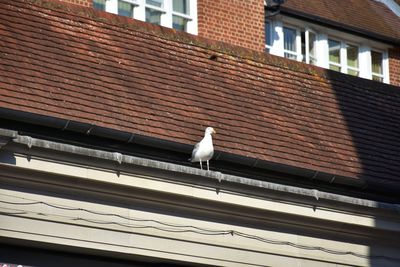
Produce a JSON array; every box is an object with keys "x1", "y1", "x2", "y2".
[
  {"x1": 359, "y1": 45, "x2": 372, "y2": 79},
  {"x1": 316, "y1": 33, "x2": 329, "y2": 68}
]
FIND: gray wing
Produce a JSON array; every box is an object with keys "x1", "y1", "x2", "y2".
[{"x1": 189, "y1": 142, "x2": 200, "y2": 161}]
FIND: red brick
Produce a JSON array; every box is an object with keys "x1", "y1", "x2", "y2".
[
  {"x1": 197, "y1": 0, "x2": 265, "y2": 52},
  {"x1": 389, "y1": 47, "x2": 400, "y2": 86}
]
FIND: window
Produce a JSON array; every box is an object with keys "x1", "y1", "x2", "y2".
[
  {"x1": 328, "y1": 39, "x2": 341, "y2": 72},
  {"x1": 172, "y1": 0, "x2": 190, "y2": 31},
  {"x1": 302, "y1": 30, "x2": 316, "y2": 65},
  {"x1": 265, "y1": 21, "x2": 272, "y2": 52},
  {"x1": 118, "y1": 0, "x2": 135, "y2": 18},
  {"x1": 93, "y1": 0, "x2": 106, "y2": 10},
  {"x1": 346, "y1": 44, "x2": 359, "y2": 76},
  {"x1": 329, "y1": 40, "x2": 360, "y2": 76},
  {"x1": 371, "y1": 51, "x2": 384, "y2": 82},
  {"x1": 265, "y1": 19, "x2": 390, "y2": 83},
  {"x1": 283, "y1": 27, "x2": 298, "y2": 60},
  {"x1": 146, "y1": 0, "x2": 164, "y2": 25},
  {"x1": 93, "y1": 0, "x2": 197, "y2": 34}
]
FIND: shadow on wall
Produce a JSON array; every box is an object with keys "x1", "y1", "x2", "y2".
[
  {"x1": 0, "y1": 150, "x2": 16, "y2": 165},
  {"x1": 325, "y1": 70, "x2": 400, "y2": 267}
]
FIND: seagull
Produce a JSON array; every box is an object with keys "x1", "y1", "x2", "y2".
[{"x1": 189, "y1": 127, "x2": 216, "y2": 171}]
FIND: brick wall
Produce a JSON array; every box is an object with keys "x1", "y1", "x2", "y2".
[
  {"x1": 389, "y1": 46, "x2": 400, "y2": 86},
  {"x1": 197, "y1": 0, "x2": 265, "y2": 52},
  {"x1": 57, "y1": 0, "x2": 91, "y2": 7}
]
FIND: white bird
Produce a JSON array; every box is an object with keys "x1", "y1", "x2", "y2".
[{"x1": 189, "y1": 127, "x2": 216, "y2": 171}]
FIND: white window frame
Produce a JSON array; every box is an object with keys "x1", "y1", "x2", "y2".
[
  {"x1": 145, "y1": 0, "x2": 168, "y2": 26},
  {"x1": 97, "y1": 0, "x2": 197, "y2": 34},
  {"x1": 303, "y1": 28, "x2": 317, "y2": 65},
  {"x1": 265, "y1": 20, "x2": 273, "y2": 52},
  {"x1": 117, "y1": 0, "x2": 138, "y2": 18},
  {"x1": 371, "y1": 49, "x2": 386, "y2": 82},
  {"x1": 328, "y1": 39, "x2": 360, "y2": 77},
  {"x1": 282, "y1": 25, "x2": 302, "y2": 62},
  {"x1": 345, "y1": 42, "x2": 360, "y2": 77},
  {"x1": 171, "y1": 0, "x2": 193, "y2": 32},
  {"x1": 327, "y1": 38, "x2": 343, "y2": 72}
]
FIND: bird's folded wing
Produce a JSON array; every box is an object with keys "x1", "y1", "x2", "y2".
[{"x1": 190, "y1": 142, "x2": 200, "y2": 161}]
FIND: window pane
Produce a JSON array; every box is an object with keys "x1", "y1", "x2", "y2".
[
  {"x1": 372, "y1": 75, "x2": 383, "y2": 82},
  {"x1": 371, "y1": 51, "x2": 383, "y2": 75},
  {"x1": 283, "y1": 27, "x2": 296, "y2": 52},
  {"x1": 309, "y1": 32, "x2": 316, "y2": 58},
  {"x1": 302, "y1": 31, "x2": 317, "y2": 64},
  {"x1": 173, "y1": 15, "x2": 188, "y2": 31},
  {"x1": 309, "y1": 32, "x2": 317, "y2": 65},
  {"x1": 348, "y1": 69, "x2": 359, "y2": 76},
  {"x1": 347, "y1": 44, "x2": 358, "y2": 68},
  {"x1": 329, "y1": 64, "x2": 341, "y2": 72},
  {"x1": 265, "y1": 21, "x2": 272, "y2": 47},
  {"x1": 173, "y1": 0, "x2": 189, "y2": 14},
  {"x1": 118, "y1": 1, "x2": 134, "y2": 17},
  {"x1": 146, "y1": 0, "x2": 163, "y2": 7},
  {"x1": 284, "y1": 52, "x2": 297, "y2": 60},
  {"x1": 93, "y1": 0, "x2": 106, "y2": 10},
  {"x1": 328, "y1": 39, "x2": 341, "y2": 64},
  {"x1": 146, "y1": 8, "x2": 162, "y2": 24},
  {"x1": 301, "y1": 31, "x2": 306, "y2": 61}
]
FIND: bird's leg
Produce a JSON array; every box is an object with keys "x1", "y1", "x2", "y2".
[
  {"x1": 199, "y1": 159, "x2": 203, "y2": 170},
  {"x1": 207, "y1": 160, "x2": 209, "y2": 171}
]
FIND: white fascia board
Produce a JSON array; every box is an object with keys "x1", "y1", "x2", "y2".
[
  {"x1": 1, "y1": 130, "x2": 399, "y2": 217},
  {"x1": 375, "y1": 0, "x2": 400, "y2": 17}
]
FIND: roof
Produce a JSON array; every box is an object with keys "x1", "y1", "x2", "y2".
[
  {"x1": 1, "y1": 0, "x2": 400, "y2": 191},
  {"x1": 279, "y1": 0, "x2": 400, "y2": 44}
]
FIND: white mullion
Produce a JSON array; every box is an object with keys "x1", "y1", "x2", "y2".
[
  {"x1": 383, "y1": 50, "x2": 389, "y2": 84},
  {"x1": 146, "y1": 4, "x2": 167, "y2": 12},
  {"x1": 316, "y1": 33, "x2": 329, "y2": 68},
  {"x1": 162, "y1": 0, "x2": 172, "y2": 29},
  {"x1": 122, "y1": 0, "x2": 139, "y2": 4},
  {"x1": 359, "y1": 45, "x2": 372, "y2": 79},
  {"x1": 171, "y1": 11, "x2": 192, "y2": 20},
  {"x1": 305, "y1": 30, "x2": 310, "y2": 64},
  {"x1": 296, "y1": 28, "x2": 302, "y2": 62},
  {"x1": 329, "y1": 62, "x2": 342, "y2": 68},
  {"x1": 284, "y1": 50, "x2": 298, "y2": 57},
  {"x1": 135, "y1": 0, "x2": 146, "y2": 21},
  {"x1": 106, "y1": 0, "x2": 118, "y2": 14},
  {"x1": 187, "y1": 0, "x2": 198, "y2": 34},
  {"x1": 340, "y1": 41, "x2": 347, "y2": 74}
]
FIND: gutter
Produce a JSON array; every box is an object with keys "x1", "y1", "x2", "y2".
[
  {"x1": 1, "y1": 127, "x2": 399, "y2": 216},
  {"x1": 0, "y1": 108, "x2": 357, "y2": 184},
  {"x1": 1, "y1": 107, "x2": 399, "y2": 198}
]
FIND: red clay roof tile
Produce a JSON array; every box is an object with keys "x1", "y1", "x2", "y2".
[{"x1": 1, "y1": 0, "x2": 400, "y2": 187}]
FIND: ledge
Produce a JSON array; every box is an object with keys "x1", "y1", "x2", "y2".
[{"x1": 2, "y1": 128, "x2": 399, "y2": 215}]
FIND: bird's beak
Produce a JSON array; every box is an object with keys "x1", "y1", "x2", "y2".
[{"x1": 213, "y1": 129, "x2": 216, "y2": 134}]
